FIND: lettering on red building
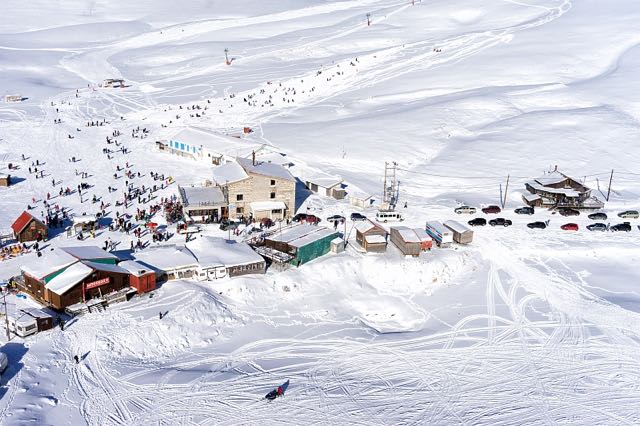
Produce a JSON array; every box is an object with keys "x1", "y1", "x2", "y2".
[{"x1": 85, "y1": 277, "x2": 110, "y2": 290}]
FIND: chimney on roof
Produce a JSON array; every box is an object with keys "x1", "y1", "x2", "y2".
[{"x1": 252, "y1": 150, "x2": 256, "y2": 166}]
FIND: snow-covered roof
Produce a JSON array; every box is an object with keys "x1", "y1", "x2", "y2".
[
  {"x1": 526, "y1": 180, "x2": 580, "y2": 197},
  {"x1": 188, "y1": 236, "x2": 264, "y2": 268},
  {"x1": 443, "y1": 220, "x2": 472, "y2": 235},
  {"x1": 331, "y1": 237, "x2": 344, "y2": 245},
  {"x1": 117, "y1": 260, "x2": 153, "y2": 277},
  {"x1": 355, "y1": 220, "x2": 385, "y2": 234},
  {"x1": 392, "y1": 226, "x2": 421, "y2": 243},
  {"x1": 288, "y1": 228, "x2": 338, "y2": 249},
  {"x1": 45, "y1": 262, "x2": 93, "y2": 295},
  {"x1": 250, "y1": 201, "x2": 286, "y2": 212},
  {"x1": 413, "y1": 228, "x2": 432, "y2": 242},
  {"x1": 534, "y1": 170, "x2": 568, "y2": 186},
  {"x1": 169, "y1": 127, "x2": 236, "y2": 155},
  {"x1": 133, "y1": 245, "x2": 198, "y2": 271},
  {"x1": 21, "y1": 249, "x2": 78, "y2": 280},
  {"x1": 349, "y1": 192, "x2": 372, "y2": 201},
  {"x1": 522, "y1": 193, "x2": 542, "y2": 202},
  {"x1": 60, "y1": 246, "x2": 119, "y2": 261},
  {"x1": 81, "y1": 261, "x2": 130, "y2": 274},
  {"x1": 72, "y1": 215, "x2": 97, "y2": 224},
  {"x1": 305, "y1": 171, "x2": 342, "y2": 189},
  {"x1": 212, "y1": 161, "x2": 249, "y2": 185},
  {"x1": 20, "y1": 307, "x2": 52, "y2": 320},
  {"x1": 180, "y1": 186, "x2": 226, "y2": 206},
  {"x1": 267, "y1": 224, "x2": 320, "y2": 243},
  {"x1": 365, "y1": 234, "x2": 387, "y2": 244},
  {"x1": 237, "y1": 157, "x2": 295, "y2": 182}
]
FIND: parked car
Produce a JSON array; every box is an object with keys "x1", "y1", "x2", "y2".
[
  {"x1": 587, "y1": 223, "x2": 607, "y2": 231},
  {"x1": 468, "y1": 218, "x2": 487, "y2": 227},
  {"x1": 611, "y1": 222, "x2": 632, "y2": 232},
  {"x1": 515, "y1": 207, "x2": 535, "y2": 215},
  {"x1": 454, "y1": 206, "x2": 476, "y2": 214},
  {"x1": 489, "y1": 218, "x2": 512, "y2": 227},
  {"x1": 326, "y1": 215, "x2": 345, "y2": 224},
  {"x1": 293, "y1": 213, "x2": 321, "y2": 224},
  {"x1": 588, "y1": 212, "x2": 607, "y2": 221},
  {"x1": 561, "y1": 223, "x2": 579, "y2": 231},
  {"x1": 527, "y1": 221, "x2": 547, "y2": 229},
  {"x1": 559, "y1": 208, "x2": 580, "y2": 217},
  {"x1": 219, "y1": 220, "x2": 241, "y2": 231},
  {"x1": 260, "y1": 218, "x2": 274, "y2": 228},
  {"x1": 350, "y1": 212, "x2": 367, "y2": 221},
  {"x1": 482, "y1": 205, "x2": 501, "y2": 214},
  {"x1": 618, "y1": 210, "x2": 639, "y2": 219}
]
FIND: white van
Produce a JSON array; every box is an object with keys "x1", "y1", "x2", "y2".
[{"x1": 375, "y1": 211, "x2": 404, "y2": 223}]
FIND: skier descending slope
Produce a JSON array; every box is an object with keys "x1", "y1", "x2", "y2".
[{"x1": 265, "y1": 380, "x2": 289, "y2": 401}]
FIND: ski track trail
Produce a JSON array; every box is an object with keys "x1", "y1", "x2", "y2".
[{"x1": 6, "y1": 0, "x2": 640, "y2": 424}]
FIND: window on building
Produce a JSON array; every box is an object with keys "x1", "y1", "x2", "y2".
[
  {"x1": 236, "y1": 194, "x2": 243, "y2": 201},
  {"x1": 236, "y1": 207, "x2": 244, "y2": 214},
  {"x1": 270, "y1": 179, "x2": 276, "y2": 186},
  {"x1": 180, "y1": 143, "x2": 185, "y2": 150},
  {"x1": 270, "y1": 192, "x2": 276, "y2": 199}
]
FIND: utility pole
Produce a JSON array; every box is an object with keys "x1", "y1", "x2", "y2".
[
  {"x1": 224, "y1": 48, "x2": 230, "y2": 65},
  {"x1": 606, "y1": 169, "x2": 614, "y2": 201},
  {"x1": 3, "y1": 286, "x2": 11, "y2": 341},
  {"x1": 502, "y1": 174, "x2": 510, "y2": 208},
  {"x1": 383, "y1": 162, "x2": 398, "y2": 209},
  {"x1": 366, "y1": 13, "x2": 371, "y2": 26}
]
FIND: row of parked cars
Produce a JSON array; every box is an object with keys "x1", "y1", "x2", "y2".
[{"x1": 455, "y1": 205, "x2": 638, "y2": 232}]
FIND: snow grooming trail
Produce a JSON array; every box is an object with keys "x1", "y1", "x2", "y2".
[{"x1": 59, "y1": 242, "x2": 640, "y2": 425}]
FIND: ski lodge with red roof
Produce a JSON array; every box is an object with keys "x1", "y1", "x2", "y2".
[{"x1": 11, "y1": 211, "x2": 48, "y2": 242}]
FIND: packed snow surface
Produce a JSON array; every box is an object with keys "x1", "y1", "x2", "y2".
[{"x1": 2, "y1": 0, "x2": 640, "y2": 424}]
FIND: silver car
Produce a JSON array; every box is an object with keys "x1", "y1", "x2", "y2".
[{"x1": 454, "y1": 206, "x2": 476, "y2": 214}]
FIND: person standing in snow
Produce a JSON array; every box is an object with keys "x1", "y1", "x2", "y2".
[{"x1": 74, "y1": 355, "x2": 79, "y2": 364}]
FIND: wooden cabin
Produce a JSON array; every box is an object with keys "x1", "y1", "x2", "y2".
[
  {"x1": 355, "y1": 220, "x2": 388, "y2": 253},
  {"x1": 11, "y1": 211, "x2": 48, "y2": 242}
]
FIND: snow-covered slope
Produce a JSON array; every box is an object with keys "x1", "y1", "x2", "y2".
[{"x1": 1, "y1": 0, "x2": 640, "y2": 424}]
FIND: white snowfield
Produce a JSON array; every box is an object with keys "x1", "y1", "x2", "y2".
[{"x1": 1, "y1": 0, "x2": 640, "y2": 424}]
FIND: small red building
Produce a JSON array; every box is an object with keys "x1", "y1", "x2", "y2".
[
  {"x1": 11, "y1": 211, "x2": 48, "y2": 242},
  {"x1": 118, "y1": 260, "x2": 156, "y2": 294}
]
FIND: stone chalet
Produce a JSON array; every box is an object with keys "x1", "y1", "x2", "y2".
[{"x1": 212, "y1": 154, "x2": 296, "y2": 220}]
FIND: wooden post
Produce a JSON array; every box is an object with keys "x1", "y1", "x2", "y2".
[
  {"x1": 503, "y1": 174, "x2": 510, "y2": 208},
  {"x1": 606, "y1": 169, "x2": 614, "y2": 201},
  {"x1": 367, "y1": 13, "x2": 371, "y2": 26},
  {"x1": 224, "y1": 48, "x2": 230, "y2": 65}
]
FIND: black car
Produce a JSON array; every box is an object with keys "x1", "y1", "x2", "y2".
[
  {"x1": 588, "y1": 212, "x2": 607, "y2": 221},
  {"x1": 467, "y1": 217, "x2": 487, "y2": 226},
  {"x1": 468, "y1": 218, "x2": 487, "y2": 227},
  {"x1": 350, "y1": 212, "x2": 367, "y2": 221},
  {"x1": 527, "y1": 221, "x2": 546, "y2": 229},
  {"x1": 611, "y1": 222, "x2": 632, "y2": 232},
  {"x1": 326, "y1": 215, "x2": 345, "y2": 224},
  {"x1": 489, "y1": 218, "x2": 512, "y2": 227},
  {"x1": 559, "y1": 208, "x2": 580, "y2": 217},
  {"x1": 515, "y1": 207, "x2": 535, "y2": 215},
  {"x1": 586, "y1": 223, "x2": 607, "y2": 232}
]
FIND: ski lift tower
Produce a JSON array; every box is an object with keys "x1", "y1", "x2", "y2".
[{"x1": 382, "y1": 161, "x2": 398, "y2": 211}]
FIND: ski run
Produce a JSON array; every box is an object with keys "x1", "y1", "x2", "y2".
[{"x1": 1, "y1": 0, "x2": 640, "y2": 424}]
